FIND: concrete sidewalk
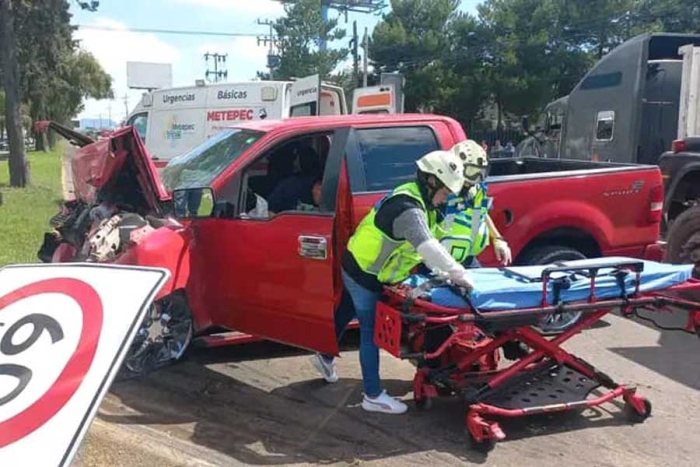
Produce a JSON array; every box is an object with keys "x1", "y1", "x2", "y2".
[{"x1": 73, "y1": 406, "x2": 243, "y2": 467}]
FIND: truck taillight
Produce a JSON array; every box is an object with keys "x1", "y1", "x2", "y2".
[
  {"x1": 648, "y1": 185, "x2": 663, "y2": 223},
  {"x1": 671, "y1": 139, "x2": 687, "y2": 153}
]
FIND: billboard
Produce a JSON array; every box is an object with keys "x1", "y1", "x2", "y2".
[{"x1": 127, "y1": 62, "x2": 173, "y2": 90}]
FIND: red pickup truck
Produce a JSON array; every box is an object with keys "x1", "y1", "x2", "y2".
[{"x1": 37, "y1": 113, "x2": 664, "y2": 377}]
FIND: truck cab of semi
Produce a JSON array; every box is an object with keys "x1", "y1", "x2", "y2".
[{"x1": 517, "y1": 33, "x2": 700, "y2": 166}]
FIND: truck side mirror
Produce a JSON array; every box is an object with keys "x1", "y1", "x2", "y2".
[{"x1": 171, "y1": 187, "x2": 216, "y2": 218}]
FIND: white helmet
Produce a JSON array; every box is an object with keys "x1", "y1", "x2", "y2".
[
  {"x1": 415, "y1": 150, "x2": 465, "y2": 195},
  {"x1": 451, "y1": 139, "x2": 489, "y2": 184}
]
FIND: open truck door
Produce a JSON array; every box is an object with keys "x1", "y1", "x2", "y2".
[{"x1": 186, "y1": 127, "x2": 358, "y2": 356}]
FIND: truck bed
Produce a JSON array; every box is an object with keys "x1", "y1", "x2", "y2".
[{"x1": 489, "y1": 157, "x2": 656, "y2": 181}]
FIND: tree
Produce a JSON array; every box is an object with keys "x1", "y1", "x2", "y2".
[
  {"x1": 260, "y1": 0, "x2": 349, "y2": 81},
  {"x1": 15, "y1": 1, "x2": 112, "y2": 151},
  {"x1": 0, "y1": 0, "x2": 112, "y2": 185},
  {"x1": 371, "y1": 0, "x2": 466, "y2": 114},
  {"x1": 1, "y1": 0, "x2": 29, "y2": 187},
  {"x1": 632, "y1": 0, "x2": 700, "y2": 35},
  {"x1": 474, "y1": 0, "x2": 621, "y2": 124},
  {"x1": 0, "y1": 90, "x2": 33, "y2": 140}
]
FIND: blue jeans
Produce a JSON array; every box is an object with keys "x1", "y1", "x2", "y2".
[
  {"x1": 173, "y1": 190, "x2": 203, "y2": 217},
  {"x1": 325, "y1": 269, "x2": 382, "y2": 397}
]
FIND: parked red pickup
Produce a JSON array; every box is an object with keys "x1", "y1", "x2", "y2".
[{"x1": 38, "y1": 113, "x2": 664, "y2": 377}]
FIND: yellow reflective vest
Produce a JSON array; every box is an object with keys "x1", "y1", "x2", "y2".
[
  {"x1": 434, "y1": 184, "x2": 492, "y2": 263},
  {"x1": 347, "y1": 181, "x2": 437, "y2": 284}
]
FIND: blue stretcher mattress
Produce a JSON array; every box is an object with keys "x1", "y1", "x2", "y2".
[{"x1": 401, "y1": 257, "x2": 695, "y2": 311}]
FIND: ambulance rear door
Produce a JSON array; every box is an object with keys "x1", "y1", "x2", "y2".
[
  {"x1": 147, "y1": 86, "x2": 208, "y2": 165},
  {"x1": 351, "y1": 84, "x2": 397, "y2": 114},
  {"x1": 320, "y1": 82, "x2": 348, "y2": 115},
  {"x1": 289, "y1": 74, "x2": 321, "y2": 117}
]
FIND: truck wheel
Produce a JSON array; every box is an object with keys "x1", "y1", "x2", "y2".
[
  {"x1": 117, "y1": 293, "x2": 194, "y2": 381},
  {"x1": 518, "y1": 245, "x2": 587, "y2": 266},
  {"x1": 518, "y1": 245, "x2": 587, "y2": 334},
  {"x1": 665, "y1": 205, "x2": 700, "y2": 276}
]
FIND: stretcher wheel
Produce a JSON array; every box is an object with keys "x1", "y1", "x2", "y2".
[
  {"x1": 466, "y1": 431, "x2": 496, "y2": 453},
  {"x1": 415, "y1": 397, "x2": 433, "y2": 410},
  {"x1": 624, "y1": 397, "x2": 652, "y2": 423}
]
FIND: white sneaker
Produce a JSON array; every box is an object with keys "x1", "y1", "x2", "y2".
[
  {"x1": 361, "y1": 390, "x2": 408, "y2": 414},
  {"x1": 311, "y1": 353, "x2": 338, "y2": 383}
]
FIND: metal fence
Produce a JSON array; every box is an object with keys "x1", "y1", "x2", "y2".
[
  {"x1": 464, "y1": 128, "x2": 526, "y2": 158},
  {"x1": 467, "y1": 128, "x2": 525, "y2": 147}
]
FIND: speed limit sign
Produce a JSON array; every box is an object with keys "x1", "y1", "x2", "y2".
[{"x1": 0, "y1": 263, "x2": 170, "y2": 466}]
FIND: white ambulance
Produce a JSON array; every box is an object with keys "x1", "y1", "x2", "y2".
[{"x1": 125, "y1": 74, "x2": 349, "y2": 166}]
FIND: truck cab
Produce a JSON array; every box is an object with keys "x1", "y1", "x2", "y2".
[{"x1": 520, "y1": 33, "x2": 700, "y2": 165}]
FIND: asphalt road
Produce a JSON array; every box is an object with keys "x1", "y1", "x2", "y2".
[{"x1": 73, "y1": 308, "x2": 700, "y2": 467}]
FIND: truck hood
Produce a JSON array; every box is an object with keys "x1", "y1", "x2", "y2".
[{"x1": 70, "y1": 126, "x2": 171, "y2": 213}]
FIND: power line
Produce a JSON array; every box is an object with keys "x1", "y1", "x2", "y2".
[
  {"x1": 204, "y1": 52, "x2": 228, "y2": 82},
  {"x1": 74, "y1": 24, "x2": 266, "y2": 38}
]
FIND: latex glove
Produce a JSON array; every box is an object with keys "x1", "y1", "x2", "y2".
[
  {"x1": 493, "y1": 238, "x2": 512, "y2": 265},
  {"x1": 448, "y1": 268, "x2": 474, "y2": 291}
]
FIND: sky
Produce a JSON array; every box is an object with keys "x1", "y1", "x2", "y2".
[{"x1": 69, "y1": 0, "x2": 483, "y2": 124}]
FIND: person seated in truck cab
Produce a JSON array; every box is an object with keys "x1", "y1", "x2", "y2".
[
  {"x1": 311, "y1": 150, "x2": 475, "y2": 415},
  {"x1": 267, "y1": 144, "x2": 324, "y2": 215}
]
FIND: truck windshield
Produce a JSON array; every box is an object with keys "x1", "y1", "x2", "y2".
[{"x1": 160, "y1": 128, "x2": 264, "y2": 191}]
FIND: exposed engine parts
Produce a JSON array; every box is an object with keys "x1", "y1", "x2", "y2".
[
  {"x1": 81, "y1": 212, "x2": 155, "y2": 262},
  {"x1": 38, "y1": 200, "x2": 161, "y2": 264}
]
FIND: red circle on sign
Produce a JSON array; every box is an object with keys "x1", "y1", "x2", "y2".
[{"x1": 0, "y1": 278, "x2": 103, "y2": 447}]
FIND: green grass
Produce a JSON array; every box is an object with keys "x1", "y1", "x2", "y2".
[{"x1": 0, "y1": 148, "x2": 64, "y2": 267}]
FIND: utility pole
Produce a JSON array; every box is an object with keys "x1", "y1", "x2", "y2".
[
  {"x1": 362, "y1": 26, "x2": 368, "y2": 88},
  {"x1": 204, "y1": 52, "x2": 228, "y2": 83},
  {"x1": 122, "y1": 93, "x2": 129, "y2": 119},
  {"x1": 352, "y1": 20, "x2": 359, "y2": 86},
  {"x1": 257, "y1": 18, "x2": 278, "y2": 79}
]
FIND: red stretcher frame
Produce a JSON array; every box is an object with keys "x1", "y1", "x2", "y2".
[{"x1": 374, "y1": 260, "x2": 700, "y2": 452}]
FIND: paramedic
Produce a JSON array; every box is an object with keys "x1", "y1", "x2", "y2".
[
  {"x1": 437, "y1": 139, "x2": 512, "y2": 268},
  {"x1": 312, "y1": 150, "x2": 475, "y2": 415},
  {"x1": 445, "y1": 139, "x2": 530, "y2": 360},
  {"x1": 173, "y1": 189, "x2": 203, "y2": 218}
]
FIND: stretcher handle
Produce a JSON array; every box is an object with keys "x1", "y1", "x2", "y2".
[
  {"x1": 540, "y1": 260, "x2": 644, "y2": 307},
  {"x1": 540, "y1": 260, "x2": 644, "y2": 282},
  {"x1": 500, "y1": 260, "x2": 645, "y2": 283}
]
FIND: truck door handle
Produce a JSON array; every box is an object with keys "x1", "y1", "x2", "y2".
[{"x1": 298, "y1": 235, "x2": 328, "y2": 260}]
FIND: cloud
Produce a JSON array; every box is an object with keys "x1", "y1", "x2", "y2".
[
  {"x1": 173, "y1": 0, "x2": 284, "y2": 17},
  {"x1": 74, "y1": 18, "x2": 180, "y2": 122}
]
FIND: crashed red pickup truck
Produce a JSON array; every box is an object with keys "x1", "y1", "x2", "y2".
[{"x1": 37, "y1": 114, "x2": 664, "y2": 377}]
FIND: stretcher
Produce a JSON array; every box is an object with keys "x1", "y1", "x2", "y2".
[{"x1": 374, "y1": 257, "x2": 700, "y2": 452}]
